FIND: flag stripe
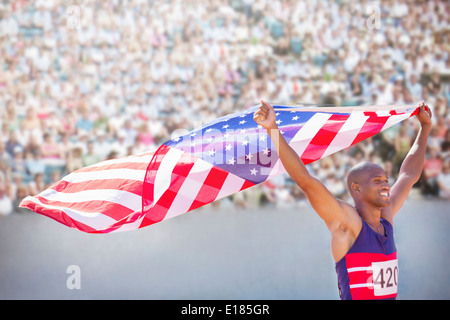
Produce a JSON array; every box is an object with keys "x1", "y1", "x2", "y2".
[
  {"x1": 381, "y1": 113, "x2": 412, "y2": 132},
  {"x1": 38, "y1": 188, "x2": 141, "y2": 212},
  {"x1": 51, "y1": 179, "x2": 143, "y2": 196},
  {"x1": 165, "y1": 158, "x2": 214, "y2": 219},
  {"x1": 153, "y1": 147, "x2": 185, "y2": 204},
  {"x1": 59, "y1": 169, "x2": 146, "y2": 185},
  {"x1": 321, "y1": 113, "x2": 370, "y2": 158},
  {"x1": 301, "y1": 114, "x2": 349, "y2": 164},
  {"x1": 213, "y1": 170, "x2": 246, "y2": 201},
  {"x1": 32, "y1": 196, "x2": 133, "y2": 221},
  {"x1": 350, "y1": 115, "x2": 389, "y2": 146},
  {"x1": 188, "y1": 165, "x2": 230, "y2": 212},
  {"x1": 21, "y1": 196, "x2": 115, "y2": 231}
]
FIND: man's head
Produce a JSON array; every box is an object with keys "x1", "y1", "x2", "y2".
[{"x1": 347, "y1": 162, "x2": 390, "y2": 208}]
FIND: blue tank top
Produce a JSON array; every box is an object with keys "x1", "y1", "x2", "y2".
[{"x1": 335, "y1": 218, "x2": 398, "y2": 300}]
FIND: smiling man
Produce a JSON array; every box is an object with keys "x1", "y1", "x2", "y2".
[{"x1": 253, "y1": 100, "x2": 432, "y2": 300}]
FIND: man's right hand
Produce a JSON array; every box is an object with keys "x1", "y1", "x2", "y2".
[{"x1": 253, "y1": 100, "x2": 278, "y2": 130}]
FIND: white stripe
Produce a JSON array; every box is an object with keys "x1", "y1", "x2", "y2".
[
  {"x1": 37, "y1": 188, "x2": 142, "y2": 212},
  {"x1": 259, "y1": 114, "x2": 332, "y2": 179},
  {"x1": 290, "y1": 113, "x2": 333, "y2": 143},
  {"x1": 164, "y1": 158, "x2": 213, "y2": 220},
  {"x1": 347, "y1": 266, "x2": 373, "y2": 273},
  {"x1": 349, "y1": 283, "x2": 373, "y2": 289},
  {"x1": 63, "y1": 169, "x2": 146, "y2": 184},
  {"x1": 153, "y1": 147, "x2": 184, "y2": 204},
  {"x1": 289, "y1": 113, "x2": 332, "y2": 162},
  {"x1": 321, "y1": 113, "x2": 369, "y2": 158},
  {"x1": 381, "y1": 113, "x2": 412, "y2": 131},
  {"x1": 214, "y1": 172, "x2": 245, "y2": 201},
  {"x1": 21, "y1": 196, "x2": 117, "y2": 230}
]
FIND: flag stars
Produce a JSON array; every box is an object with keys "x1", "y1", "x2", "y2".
[
  {"x1": 228, "y1": 158, "x2": 236, "y2": 165},
  {"x1": 239, "y1": 120, "x2": 246, "y2": 125},
  {"x1": 250, "y1": 168, "x2": 258, "y2": 175},
  {"x1": 262, "y1": 148, "x2": 271, "y2": 155},
  {"x1": 225, "y1": 144, "x2": 232, "y2": 151},
  {"x1": 222, "y1": 124, "x2": 229, "y2": 129},
  {"x1": 292, "y1": 116, "x2": 299, "y2": 121}
]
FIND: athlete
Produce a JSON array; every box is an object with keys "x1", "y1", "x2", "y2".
[{"x1": 253, "y1": 100, "x2": 432, "y2": 300}]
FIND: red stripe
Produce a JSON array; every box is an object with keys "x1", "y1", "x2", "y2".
[
  {"x1": 51, "y1": 179, "x2": 143, "y2": 195},
  {"x1": 20, "y1": 199, "x2": 98, "y2": 233},
  {"x1": 300, "y1": 114, "x2": 348, "y2": 164},
  {"x1": 142, "y1": 144, "x2": 171, "y2": 212},
  {"x1": 240, "y1": 179, "x2": 255, "y2": 191},
  {"x1": 188, "y1": 166, "x2": 229, "y2": 211},
  {"x1": 348, "y1": 270, "x2": 374, "y2": 286},
  {"x1": 350, "y1": 115, "x2": 389, "y2": 146},
  {"x1": 141, "y1": 146, "x2": 197, "y2": 227},
  {"x1": 33, "y1": 195, "x2": 132, "y2": 221},
  {"x1": 21, "y1": 198, "x2": 144, "y2": 234}
]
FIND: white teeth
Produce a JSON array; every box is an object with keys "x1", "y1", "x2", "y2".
[{"x1": 380, "y1": 192, "x2": 389, "y2": 197}]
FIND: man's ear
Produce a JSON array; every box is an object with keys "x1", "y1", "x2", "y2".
[{"x1": 351, "y1": 182, "x2": 360, "y2": 194}]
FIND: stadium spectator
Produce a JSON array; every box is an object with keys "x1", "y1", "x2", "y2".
[{"x1": 0, "y1": 0, "x2": 448, "y2": 214}]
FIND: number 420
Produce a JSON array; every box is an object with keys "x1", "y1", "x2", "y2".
[{"x1": 374, "y1": 266, "x2": 399, "y2": 288}]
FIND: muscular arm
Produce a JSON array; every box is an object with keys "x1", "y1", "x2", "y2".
[
  {"x1": 383, "y1": 103, "x2": 432, "y2": 221},
  {"x1": 253, "y1": 100, "x2": 355, "y2": 231}
]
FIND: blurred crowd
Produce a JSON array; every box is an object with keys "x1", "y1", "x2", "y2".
[{"x1": 0, "y1": 0, "x2": 449, "y2": 215}]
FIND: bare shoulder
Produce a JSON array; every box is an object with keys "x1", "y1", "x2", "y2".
[
  {"x1": 381, "y1": 205, "x2": 394, "y2": 225},
  {"x1": 329, "y1": 200, "x2": 363, "y2": 262},
  {"x1": 332, "y1": 199, "x2": 362, "y2": 235}
]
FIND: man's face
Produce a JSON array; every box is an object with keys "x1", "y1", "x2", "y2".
[{"x1": 358, "y1": 167, "x2": 391, "y2": 207}]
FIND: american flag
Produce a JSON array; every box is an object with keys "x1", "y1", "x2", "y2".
[{"x1": 20, "y1": 104, "x2": 421, "y2": 233}]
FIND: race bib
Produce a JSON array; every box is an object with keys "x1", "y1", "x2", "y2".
[{"x1": 372, "y1": 259, "x2": 399, "y2": 296}]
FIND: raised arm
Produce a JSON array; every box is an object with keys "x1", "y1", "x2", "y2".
[
  {"x1": 384, "y1": 102, "x2": 432, "y2": 220},
  {"x1": 253, "y1": 100, "x2": 355, "y2": 230}
]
